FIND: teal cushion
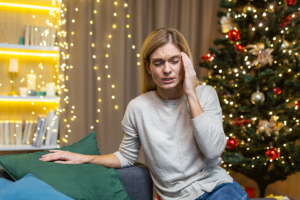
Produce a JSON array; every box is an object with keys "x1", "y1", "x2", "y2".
[
  {"x1": 0, "y1": 174, "x2": 73, "y2": 200},
  {"x1": 0, "y1": 132, "x2": 130, "y2": 200}
]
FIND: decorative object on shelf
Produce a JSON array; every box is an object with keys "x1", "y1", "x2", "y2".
[
  {"x1": 19, "y1": 87, "x2": 28, "y2": 97},
  {"x1": 28, "y1": 90, "x2": 37, "y2": 96},
  {"x1": 27, "y1": 74, "x2": 36, "y2": 91},
  {"x1": 8, "y1": 58, "x2": 18, "y2": 96},
  {"x1": 19, "y1": 37, "x2": 24, "y2": 45},
  {"x1": 46, "y1": 82, "x2": 55, "y2": 97},
  {"x1": 226, "y1": 137, "x2": 238, "y2": 149},
  {"x1": 37, "y1": 87, "x2": 47, "y2": 96},
  {"x1": 265, "y1": 147, "x2": 280, "y2": 160},
  {"x1": 251, "y1": 86, "x2": 265, "y2": 104},
  {"x1": 228, "y1": 29, "x2": 240, "y2": 41}
]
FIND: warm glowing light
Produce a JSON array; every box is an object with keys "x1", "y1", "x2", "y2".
[
  {"x1": 0, "y1": 2, "x2": 59, "y2": 11},
  {"x1": 0, "y1": 50, "x2": 59, "y2": 58}
]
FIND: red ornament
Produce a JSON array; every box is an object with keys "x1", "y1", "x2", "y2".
[
  {"x1": 273, "y1": 87, "x2": 282, "y2": 95},
  {"x1": 280, "y1": 14, "x2": 293, "y2": 27},
  {"x1": 235, "y1": 44, "x2": 245, "y2": 52},
  {"x1": 265, "y1": 147, "x2": 280, "y2": 160},
  {"x1": 200, "y1": 53, "x2": 214, "y2": 62},
  {"x1": 228, "y1": 29, "x2": 240, "y2": 41},
  {"x1": 286, "y1": 0, "x2": 297, "y2": 6},
  {"x1": 232, "y1": 118, "x2": 252, "y2": 126},
  {"x1": 297, "y1": 100, "x2": 300, "y2": 108},
  {"x1": 226, "y1": 138, "x2": 239, "y2": 149}
]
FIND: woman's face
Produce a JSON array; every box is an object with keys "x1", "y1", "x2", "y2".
[{"x1": 146, "y1": 43, "x2": 184, "y2": 91}]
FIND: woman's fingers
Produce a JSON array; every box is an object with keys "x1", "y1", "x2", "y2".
[
  {"x1": 54, "y1": 160, "x2": 73, "y2": 164},
  {"x1": 49, "y1": 150, "x2": 62, "y2": 152},
  {"x1": 39, "y1": 151, "x2": 68, "y2": 161}
]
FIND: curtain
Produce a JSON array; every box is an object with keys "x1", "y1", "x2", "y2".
[{"x1": 59, "y1": 0, "x2": 221, "y2": 164}]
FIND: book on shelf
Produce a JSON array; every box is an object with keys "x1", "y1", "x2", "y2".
[
  {"x1": 24, "y1": 25, "x2": 30, "y2": 46},
  {"x1": 0, "y1": 110, "x2": 59, "y2": 147},
  {"x1": 15, "y1": 120, "x2": 23, "y2": 145},
  {"x1": 9, "y1": 120, "x2": 15, "y2": 145},
  {"x1": 0, "y1": 121, "x2": 3, "y2": 145},
  {"x1": 3, "y1": 120, "x2": 9, "y2": 145},
  {"x1": 24, "y1": 25, "x2": 56, "y2": 47}
]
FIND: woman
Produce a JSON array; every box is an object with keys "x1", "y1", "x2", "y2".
[{"x1": 40, "y1": 27, "x2": 249, "y2": 200}]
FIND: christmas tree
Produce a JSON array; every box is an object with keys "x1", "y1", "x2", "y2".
[{"x1": 199, "y1": 0, "x2": 300, "y2": 197}]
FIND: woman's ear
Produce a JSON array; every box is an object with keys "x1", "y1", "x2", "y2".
[{"x1": 144, "y1": 60, "x2": 151, "y2": 74}]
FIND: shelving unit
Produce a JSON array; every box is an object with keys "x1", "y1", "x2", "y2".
[
  {"x1": 0, "y1": 144, "x2": 59, "y2": 151},
  {"x1": 0, "y1": 0, "x2": 61, "y2": 152}
]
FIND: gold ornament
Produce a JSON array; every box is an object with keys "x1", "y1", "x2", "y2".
[
  {"x1": 256, "y1": 115, "x2": 283, "y2": 135},
  {"x1": 243, "y1": 2, "x2": 255, "y2": 14},
  {"x1": 251, "y1": 87, "x2": 265, "y2": 104},
  {"x1": 220, "y1": 13, "x2": 234, "y2": 33},
  {"x1": 280, "y1": 40, "x2": 289, "y2": 49},
  {"x1": 246, "y1": 43, "x2": 274, "y2": 68}
]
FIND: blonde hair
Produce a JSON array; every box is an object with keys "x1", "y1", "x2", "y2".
[{"x1": 140, "y1": 27, "x2": 202, "y2": 94}]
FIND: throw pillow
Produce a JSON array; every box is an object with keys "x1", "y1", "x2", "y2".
[
  {"x1": 0, "y1": 132, "x2": 130, "y2": 200},
  {"x1": 0, "y1": 174, "x2": 73, "y2": 200}
]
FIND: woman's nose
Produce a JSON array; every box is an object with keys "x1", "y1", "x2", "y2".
[{"x1": 163, "y1": 63, "x2": 172, "y2": 74}]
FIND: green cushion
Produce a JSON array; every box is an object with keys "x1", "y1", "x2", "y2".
[{"x1": 0, "y1": 132, "x2": 130, "y2": 200}]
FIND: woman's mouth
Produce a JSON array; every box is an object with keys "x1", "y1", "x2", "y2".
[{"x1": 162, "y1": 78, "x2": 174, "y2": 84}]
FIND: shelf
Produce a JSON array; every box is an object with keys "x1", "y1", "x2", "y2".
[
  {"x1": 0, "y1": 96, "x2": 59, "y2": 102},
  {"x1": 0, "y1": 144, "x2": 59, "y2": 151},
  {"x1": 0, "y1": 44, "x2": 59, "y2": 58},
  {"x1": 0, "y1": 1, "x2": 60, "y2": 11},
  {"x1": 0, "y1": 43, "x2": 59, "y2": 52}
]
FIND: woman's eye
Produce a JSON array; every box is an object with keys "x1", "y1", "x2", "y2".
[
  {"x1": 154, "y1": 63, "x2": 163, "y2": 66},
  {"x1": 171, "y1": 61, "x2": 179, "y2": 64}
]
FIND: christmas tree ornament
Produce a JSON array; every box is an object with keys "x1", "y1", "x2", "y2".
[
  {"x1": 243, "y1": 2, "x2": 255, "y2": 14},
  {"x1": 265, "y1": 147, "x2": 280, "y2": 160},
  {"x1": 232, "y1": 118, "x2": 252, "y2": 126},
  {"x1": 273, "y1": 87, "x2": 281, "y2": 95},
  {"x1": 256, "y1": 115, "x2": 283, "y2": 135},
  {"x1": 246, "y1": 43, "x2": 274, "y2": 68},
  {"x1": 235, "y1": 44, "x2": 245, "y2": 52},
  {"x1": 220, "y1": 13, "x2": 234, "y2": 33},
  {"x1": 228, "y1": 29, "x2": 240, "y2": 41},
  {"x1": 286, "y1": 0, "x2": 297, "y2": 6},
  {"x1": 268, "y1": 2, "x2": 276, "y2": 12},
  {"x1": 280, "y1": 40, "x2": 289, "y2": 49},
  {"x1": 251, "y1": 87, "x2": 265, "y2": 104},
  {"x1": 297, "y1": 100, "x2": 300, "y2": 108},
  {"x1": 200, "y1": 53, "x2": 214, "y2": 62},
  {"x1": 226, "y1": 138, "x2": 238, "y2": 149}
]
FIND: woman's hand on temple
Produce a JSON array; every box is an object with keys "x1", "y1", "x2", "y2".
[
  {"x1": 181, "y1": 52, "x2": 197, "y2": 97},
  {"x1": 39, "y1": 150, "x2": 85, "y2": 164}
]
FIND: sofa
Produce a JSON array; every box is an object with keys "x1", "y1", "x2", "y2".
[{"x1": 0, "y1": 163, "x2": 275, "y2": 200}]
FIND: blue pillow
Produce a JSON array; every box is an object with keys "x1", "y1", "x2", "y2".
[
  {"x1": 0, "y1": 174, "x2": 73, "y2": 200},
  {"x1": 0, "y1": 178, "x2": 11, "y2": 190}
]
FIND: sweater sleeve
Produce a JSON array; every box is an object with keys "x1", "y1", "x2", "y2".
[
  {"x1": 113, "y1": 101, "x2": 141, "y2": 168},
  {"x1": 191, "y1": 85, "x2": 227, "y2": 160}
]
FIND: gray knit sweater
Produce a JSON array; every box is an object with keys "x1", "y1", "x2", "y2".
[{"x1": 114, "y1": 85, "x2": 233, "y2": 200}]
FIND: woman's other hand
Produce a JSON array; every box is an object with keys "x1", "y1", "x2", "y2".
[
  {"x1": 39, "y1": 150, "x2": 85, "y2": 164},
  {"x1": 181, "y1": 52, "x2": 197, "y2": 97}
]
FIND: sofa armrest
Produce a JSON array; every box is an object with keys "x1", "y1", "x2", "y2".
[{"x1": 116, "y1": 162, "x2": 153, "y2": 200}]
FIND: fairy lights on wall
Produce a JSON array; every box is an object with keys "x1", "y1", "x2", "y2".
[{"x1": 56, "y1": 0, "x2": 141, "y2": 144}]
